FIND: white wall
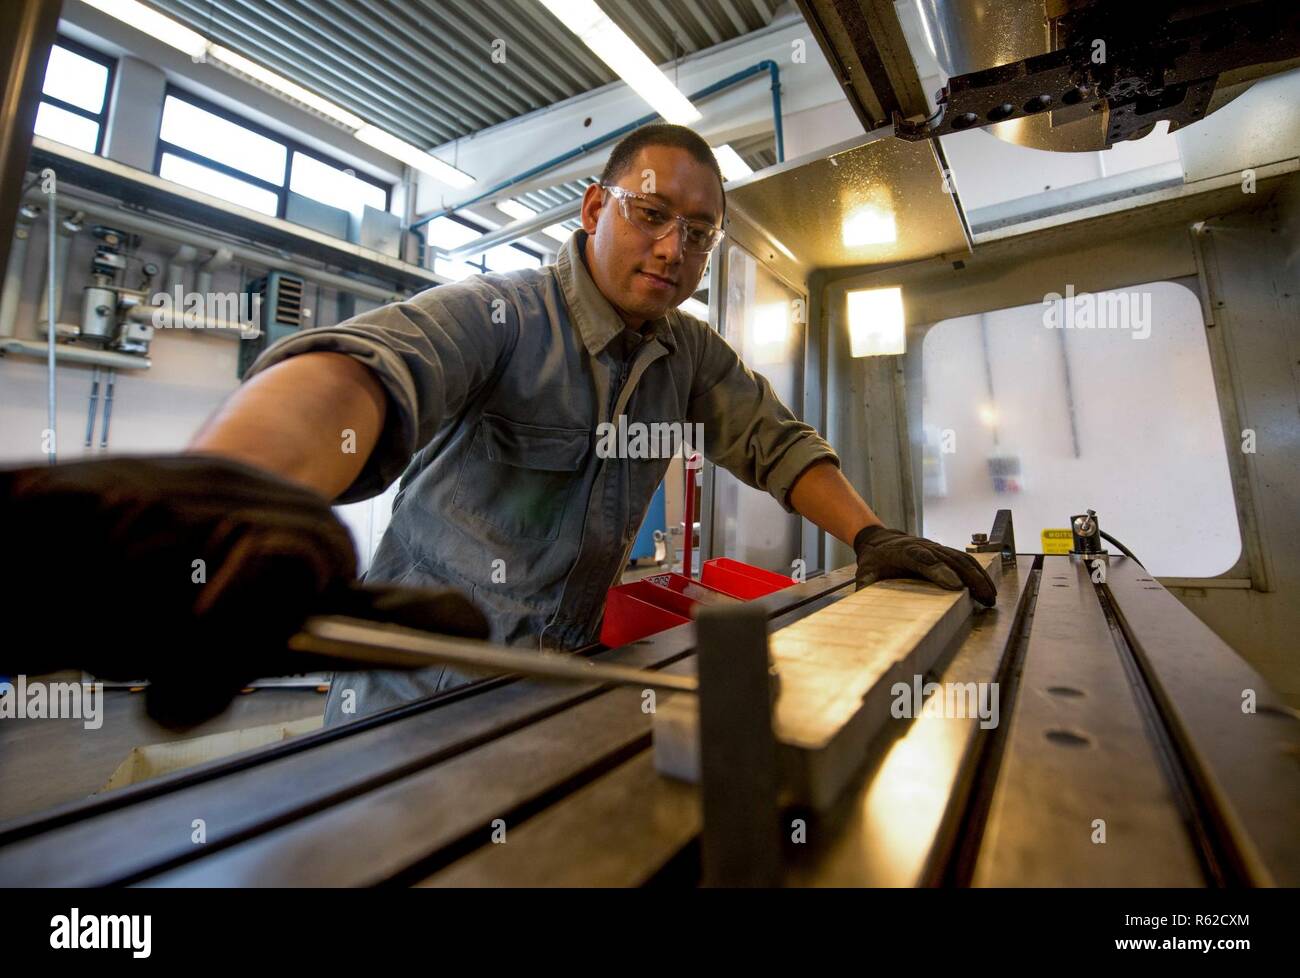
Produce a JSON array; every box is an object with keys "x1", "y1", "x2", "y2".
[
  {"x1": 0, "y1": 226, "x2": 390, "y2": 569},
  {"x1": 1, "y1": 331, "x2": 237, "y2": 461}
]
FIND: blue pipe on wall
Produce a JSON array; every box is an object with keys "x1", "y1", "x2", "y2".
[{"x1": 410, "y1": 60, "x2": 785, "y2": 233}]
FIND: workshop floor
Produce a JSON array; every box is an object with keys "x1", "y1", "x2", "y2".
[{"x1": 0, "y1": 685, "x2": 327, "y2": 825}]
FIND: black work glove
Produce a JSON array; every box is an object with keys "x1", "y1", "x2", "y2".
[
  {"x1": 853, "y1": 524, "x2": 998, "y2": 607},
  {"x1": 0, "y1": 455, "x2": 487, "y2": 727}
]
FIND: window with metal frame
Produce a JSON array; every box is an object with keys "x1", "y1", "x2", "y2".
[
  {"x1": 426, "y1": 214, "x2": 544, "y2": 280},
  {"x1": 919, "y1": 280, "x2": 1241, "y2": 578},
  {"x1": 154, "y1": 87, "x2": 392, "y2": 225},
  {"x1": 34, "y1": 36, "x2": 116, "y2": 155}
]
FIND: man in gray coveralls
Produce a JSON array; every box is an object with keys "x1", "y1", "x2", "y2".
[{"x1": 1, "y1": 124, "x2": 994, "y2": 726}]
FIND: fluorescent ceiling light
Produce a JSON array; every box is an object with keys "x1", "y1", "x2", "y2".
[
  {"x1": 493, "y1": 197, "x2": 583, "y2": 246},
  {"x1": 496, "y1": 199, "x2": 537, "y2": 221},
  {"x1": 498, "y1": 199, "x2": 574, "y2": 245},
  {"x1": 354, "y1": 126, "x2": 475, "y2": 188},
  {"x1": 81, "y1": 0, "x2": 208, "y2": 59},
  {"x1": 846, "y1": 287, "x2": 906, "y2": 357},
  {"x1": 209, "y1": 46, "x2": 363, "y2": 129},
  {"x1": 540, "y1": 0, "x2": 701, "y2": 124},
  {"x1": 713, "y1": 144, "x2": 753, "y2": 182},
  {"x1": 842, "y1": 203, "x2": 897, "y2": 247}
]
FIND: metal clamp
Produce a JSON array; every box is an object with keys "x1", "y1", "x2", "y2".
[{"x1": 966, "y1": 509, "x2": 1016, "y2": 565}]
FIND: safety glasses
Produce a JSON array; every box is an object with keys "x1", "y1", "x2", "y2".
[{"x1": 601, "y1": 185, "x2": 724, "y2": 255}]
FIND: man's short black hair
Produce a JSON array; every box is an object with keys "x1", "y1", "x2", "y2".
[{"x1": 599, "y1": 123, "x2": 726, "y2": 217}]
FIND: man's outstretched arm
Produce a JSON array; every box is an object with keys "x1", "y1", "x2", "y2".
[
  {"x1": 189, "y1": 351, "x2": 387, "y2": 500},
  {"x1": 788, "y1": 459, "x2": 998, "y2": 606},
  {"x1": 786, "y1": 458, "x2": 882, "y2": 546}
]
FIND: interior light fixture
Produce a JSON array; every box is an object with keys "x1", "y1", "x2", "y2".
[
  {"x1": 712, "y1": 144, "x2": 753, "y2": 182},
  {"x1": 842, "y1": 202, "x2": 898, "y2": 247},
  {"x1": 208, "y1": 46, "x2": 364, "y2": 129},
  {"x1": 81, "y1": 0, "x2": 209, "y2": 59},
  {"x1": 540, "y1": 0, "x2": 701, "y2": 124},
  {"x1": 496, "y1": 199, "x2": 537, "y2": 221},
  {"x1": 846, "y1": 287, "x2": 906, "y2": 357},
  {"x1": 354, "y1": 126, "x2": 476, "y2": 188}
]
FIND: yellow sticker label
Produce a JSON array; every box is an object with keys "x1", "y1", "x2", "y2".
[{"x1": 1041, "y1": 528, "x2": 1073, "y2": 555}]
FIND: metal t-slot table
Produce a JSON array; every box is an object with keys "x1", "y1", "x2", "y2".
[{"x1": 0, "y1": 555, "x2": 1296, "y2": 887}]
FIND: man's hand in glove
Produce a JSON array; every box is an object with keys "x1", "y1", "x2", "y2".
[
  {"x1": 0, "y1": 455, "x2": 486, "y2": 727},
  {"x1": 853, "y1": 524, "x2": 998, "y2": 607}
]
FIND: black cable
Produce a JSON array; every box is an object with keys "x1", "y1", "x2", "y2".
[{"x1": 1099, "y1": 529, "x2": 1144, "y2": 567}]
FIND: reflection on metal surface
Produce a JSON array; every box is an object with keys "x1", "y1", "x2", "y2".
[
  {"x1": 863, "y1": 733, "x2": 959, "y2": 881},
  {"x1": 842, "y1": 197, "x2": 898, "y2": 246},
  {"x1": 987, "y1": 111, "x2": 1111, "y2": 153},
  {"x1": 767, "y1": 232, "x2": 798, "y2": 262},
  {"x1": 915, "y1": 2, "x2": 939, "y2": 61},
  {"x1": 752, "y1": 302, "x2": 792, "y2": 360},
  {"x1": 919, "y1": 0, "x2": 1045, "y2": 77},
  {"x1": 726, "y1": 132, "x2": 967, "y2": 269}
]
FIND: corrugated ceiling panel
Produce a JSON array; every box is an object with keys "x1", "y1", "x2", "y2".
[{"x1": 143, "y1": 0, "x2": 783, "y2": 148}]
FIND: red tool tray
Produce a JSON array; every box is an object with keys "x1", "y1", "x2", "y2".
[{"x1": 599, "y1": 456, "x2": 796, "y2": 647}]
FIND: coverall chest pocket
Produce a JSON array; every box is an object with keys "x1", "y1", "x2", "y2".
[{"x1": 452, "y1": 413, "x2": 589, "y2": 541}]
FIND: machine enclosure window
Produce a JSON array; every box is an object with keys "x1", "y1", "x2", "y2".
[{"x1": 921, "y1": 281, "x2": 1241, "y2": 577}]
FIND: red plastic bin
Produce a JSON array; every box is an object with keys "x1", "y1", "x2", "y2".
[
  {"x1": 600, "y1": 585, "x2": 691, "y2": 648},
  {"x1": 600, "y1": 565, "x2": 795, "y2": 647},
  {"x1": 598, "y1": 455, "x2": 797, "y2": 647},
  {"x1": 599, "y1": 573, "x2": 736, "y2": 647},
  {"x1": 700, "y1": 557, "x2": 796, "y2": 599}
]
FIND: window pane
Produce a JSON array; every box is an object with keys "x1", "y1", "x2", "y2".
[
  {"x1": 43, "y1": 45, "x2": 108, "y2": 114},
  {"x1": 160, "y1": 95, "x2": 286, "y2": 185},
  {"x1": 424, "y1": 215, "x2": 482, "y2": 251},
  {"x1": 920, "y1": 281, "x2": 1240, "y2": 576},
  {"x1": 434, "y1": 258, "x2": 484, "y2": 281},
  {"x1": 34, "y1": 102, "x2": 100, "y2": 153},
  {"x1": 289, "y1": 152, "x2": 386, "y2": 218},
  {"x1": 484, "y1": 244, "x2": 541, "y2": 272},
  {"x1": 159, "y1": 152, "x2": 279, "y2": 215}
]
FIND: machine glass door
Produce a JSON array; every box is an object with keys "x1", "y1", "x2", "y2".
[
  {"x1": 919, "y1": 280, "x2": 1241, "y2": 578},
  {"x1": 713, "y1": 241, "x2": 806, "y2": 576}
]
